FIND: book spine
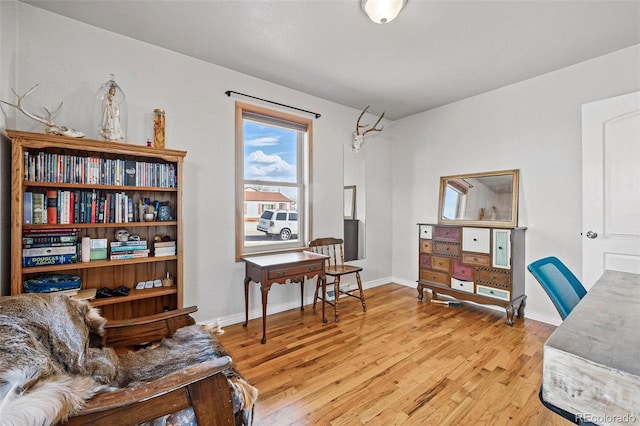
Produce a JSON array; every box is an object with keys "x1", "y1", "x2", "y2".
[
  {"x1": 110, "y1": 245, "x2": 148, "y2": 252},
  {"x1": 22, "y1": 242, "x2": 77, "y2": 248},
  {"x1": 24, "y1": 191, "x2": 33, "y2": 224},
  {"x1": 110, "y1": 252, "x2": 149, "y2": 260},
  {"x1": 33, "y1": 193, "x2": 45, "y2": 224},
  {"x1": 110, "y1": 240, "x2": 148, "y2": 247},
  {"x1": 22, "y1": 227, "x2": 80, "y2": 234},
  {"x1": 23, "y1": 253, "x2": 78, "y2": 267},
  {"x1": 23, "y1": 245, "x2": 77, "y2": 256}
]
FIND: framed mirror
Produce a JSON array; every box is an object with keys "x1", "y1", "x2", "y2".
[{"x1": 438, "y1": 169, "x2": 519, "y2": 227}]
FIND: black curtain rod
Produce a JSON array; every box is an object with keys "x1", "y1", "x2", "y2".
[{"x1": 225, "y1": 90, "x2": 321, "y2": 119}]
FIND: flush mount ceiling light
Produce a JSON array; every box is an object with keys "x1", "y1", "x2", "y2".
[{"x1": 361, "y1": 0, "x2": 408, "y2": 24}]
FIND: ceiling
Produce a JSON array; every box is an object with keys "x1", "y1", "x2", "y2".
[{"x1": 22, "y1": 0, "x2": 640, "y2": 120}]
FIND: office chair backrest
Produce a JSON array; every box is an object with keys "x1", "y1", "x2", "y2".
[{"x1": 527, "y1": 256, "x2": 587, "y2": 320}]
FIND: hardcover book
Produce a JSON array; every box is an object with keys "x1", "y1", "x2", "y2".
[
  {"x1": 33, "y1": 193, "x2": 45, "y2": 224},
  {"x1": 22, "y1": 253, "x2": 78, "y2": 267}
]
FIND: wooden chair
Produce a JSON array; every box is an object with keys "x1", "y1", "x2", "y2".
[
  {"x1": 63, "y1": 307, "x2": 237, "y2": 426},
  {"x1": 309, "y1": 237, "x2": 366, "y2": 322}
]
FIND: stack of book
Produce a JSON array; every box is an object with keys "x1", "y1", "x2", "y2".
[
  {"x1": 154, "y1": 240, "x2": 176, "y2": 257},
  {"x1": 110, "y1": 240, "x2": 149, "y2": 260},
  {"x1": 22, "y1": 229, "x2": 79, "y2": 267}
]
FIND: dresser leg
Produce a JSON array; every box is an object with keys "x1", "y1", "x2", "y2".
[
  {"x1": 417, "y1": 284, "x2": 424, "y2": 300},
  {"x1": 506, "y1": 304, "x2": 515, "y2": 326},
  {"x1": 517, "y1": 297, "x2": 527, "y2": 318}
]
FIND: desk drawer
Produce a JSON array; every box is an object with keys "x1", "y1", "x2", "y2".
[
  {"x1": 419, "y1": 269, "x2": 449, "y2": 286},
  {"x1": 268, "y1": 263, "x2": 322, "y2": 279}
]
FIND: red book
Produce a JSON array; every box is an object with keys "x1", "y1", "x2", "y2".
[{"x1": 46, "y1": 189, "x2": 58, "y2": 224}]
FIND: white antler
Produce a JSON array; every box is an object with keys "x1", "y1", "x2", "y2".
[
  {"x1": 1, "y1": 84, "x2": 84, "y2": 138},
  {"x1": 352, "y1": 106, "x2": 385, "y2": 151}
]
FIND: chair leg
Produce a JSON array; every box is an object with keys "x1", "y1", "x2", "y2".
[
  {"x1": 355, "y1": 272, "x2": 366, "y2": 312},
  {"x1": 333, "y1": 276, "x2": 341, "y2": 322}
]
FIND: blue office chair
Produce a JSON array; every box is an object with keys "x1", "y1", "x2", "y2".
[
  {"x1": 527, "y1": 256, "x2": 587, "y2": 320},
  {"x1": 529, "y1": 257, "x2": 595, "y2": 425}
]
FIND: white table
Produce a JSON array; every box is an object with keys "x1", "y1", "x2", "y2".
[{"x1": 542, "y1": 270, "x2": 640, "y2": 425}]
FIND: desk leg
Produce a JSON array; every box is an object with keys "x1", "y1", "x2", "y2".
[
  {"x1": 260, "y1": 283, "x2": 271, "y2": 344},
  {"x1": 243, "y1": 276, "x2": 250, "y2": 327},
  {"x1": 321, "y1": 275, "x2": 327, "y2": 323},
  {"x1": 300, "y1": 278, "x2": 305, "y2": 311}
]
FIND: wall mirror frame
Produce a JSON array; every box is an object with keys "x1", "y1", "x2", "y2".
[{"x1": 438, "y1": 169, "x2": 520, "y2": 228}]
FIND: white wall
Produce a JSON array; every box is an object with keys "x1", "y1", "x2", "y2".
[
  {"x1": 0, "y1": 2, "x2": 393, "y2": 324},
  {"x1": 0, "y1": 1, "x2": 18, "y2": 296},
  {"x1": 391, "y1": 44, "x2": 640, "y2": 325}
]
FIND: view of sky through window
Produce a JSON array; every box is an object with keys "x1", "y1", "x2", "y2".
[{"x1": 244, "y1": 120, "x2": 297, "y2": 183}]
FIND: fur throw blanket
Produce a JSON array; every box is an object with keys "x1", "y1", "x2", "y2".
[{"x1": 0, "y1": 293, "x2": 257, "y2": 426}]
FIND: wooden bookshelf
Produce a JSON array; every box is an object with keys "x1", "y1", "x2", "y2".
[{"x1": 9, "y1": 130, "x2": 186, "y2": 320}]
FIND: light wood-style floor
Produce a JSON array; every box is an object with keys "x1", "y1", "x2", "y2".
[{"x1": 218, "y1": 283, "x2": 571, "y2": 425}]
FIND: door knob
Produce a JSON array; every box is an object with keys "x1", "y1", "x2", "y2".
[{"x1": 586, "y1": 231, "x2": 598, "y2": 239}]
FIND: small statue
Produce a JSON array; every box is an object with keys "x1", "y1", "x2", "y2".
[
  {"x1": 99, "y1": 82, "x2": 124, "y2": 141},
  {"x1": 490, "y1": 206, "x2": 497, "y2": 221},
  {"x1": 479, "y1": 208, "x2": 486, "y2": 221}
]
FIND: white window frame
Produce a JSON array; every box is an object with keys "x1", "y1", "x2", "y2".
[{"x1": 235, "y1": 102, "x2": 313, "y2": 260}]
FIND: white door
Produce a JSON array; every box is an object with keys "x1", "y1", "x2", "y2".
[{"x1": 582, "y1": 91, "x2": 640, "y2": 287}]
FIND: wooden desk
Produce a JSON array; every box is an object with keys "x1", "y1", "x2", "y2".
[
  {"x1": 242, "y1": 251, "x2": 328, "y2": 344},
  {"x1": 542, "y1": 270, "x2": 640, "y2": 425}
]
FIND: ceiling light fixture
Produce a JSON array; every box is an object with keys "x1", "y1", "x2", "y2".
[{"x1": 361, "y1": 0, "x2": 407, "y2": 24}]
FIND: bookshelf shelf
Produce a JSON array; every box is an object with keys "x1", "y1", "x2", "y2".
[
  {"x1": 24, "y1": 221, "x2": 178, "y2": 230},
  {"x1": 9, "y1": 130, "x2": 186, "y2": 321},
  {"x1": 90, "y1": 286, "x2": 178, "y2": 307}
]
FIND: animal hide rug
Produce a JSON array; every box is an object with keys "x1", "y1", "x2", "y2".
[{"x1": 0, "y1": 293, "x2": 256, "y2": 426}]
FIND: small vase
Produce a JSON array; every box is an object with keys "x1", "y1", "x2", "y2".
[{"x1": 96, "y1": 74, "x2": 127, "y2": 142}]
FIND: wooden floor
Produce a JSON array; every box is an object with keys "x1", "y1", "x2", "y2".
[{"x1": 218, "y1": 283, "x2": 571, "y2": 426}]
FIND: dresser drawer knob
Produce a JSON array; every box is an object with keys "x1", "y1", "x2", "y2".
[
  {"x1": 473, "y1": 238, "x2": 478, "y2": 241},
  {"x1": 276, "y1": 271, "x2": 285, "y2": 277}
]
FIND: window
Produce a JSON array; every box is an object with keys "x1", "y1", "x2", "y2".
[{"x1": 235, "y1": 102, "x2": 312, "y2": 259}]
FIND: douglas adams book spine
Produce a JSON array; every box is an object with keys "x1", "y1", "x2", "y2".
[{"x1": 22, "y1": 253, "x2": 78, "y2": 267}]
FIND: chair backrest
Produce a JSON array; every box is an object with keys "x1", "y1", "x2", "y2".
[
  {"x1": 309, "y1": 237, "x2": 344, "y2": 268},
  {"x1": 527, "y1": 256, "x2": 587, "y2": 320}
]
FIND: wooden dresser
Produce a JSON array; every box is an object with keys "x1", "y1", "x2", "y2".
[{"x1": 417, "y1": 223, "x2": 526, "y2": 325}]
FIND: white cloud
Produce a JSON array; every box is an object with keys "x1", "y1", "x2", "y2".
[
  {"x1": 246, "y1": 150, "x2": 296, "y2": 182},
  {"x1": 246, "y1": 136, "x2": 279, "y2": 147}
]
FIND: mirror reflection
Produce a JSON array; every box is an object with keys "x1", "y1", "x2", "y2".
[
  {"x1": 438, "y1": 169, "x2": 519, "y2": 227},
  {"x1": 344, "y1": 145, "x2": 365, "y2": 260}
]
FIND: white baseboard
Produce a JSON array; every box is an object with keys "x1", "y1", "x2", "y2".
[
  {"x1": 202, "y1": 276, "x2": 392, "y2": 327},
  {"x1": 202, "y1": 277, "x2": 561, "y2": 327}
]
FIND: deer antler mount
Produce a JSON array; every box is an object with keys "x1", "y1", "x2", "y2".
[
  {"x1": 1, "y1": 84, "x2": 85, "y2": 138},
  {"x1": 352, "y1": 106, "x2": 384, "y2": 151}
]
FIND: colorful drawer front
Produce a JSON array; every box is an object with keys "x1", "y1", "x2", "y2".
[
  {"x1": 451, "y1": 278, "x2": 474, "y2": 293},
  {"x1": 420, "y1": 239, "x2": 433, "y2": 253},
  {"x1": 433, "y1": 226, "x2": 461, "y2": 241},
  {"x1": 419, "y1": 224, "x2": 433, "y2": 240},
  {"x1": 451, "y1": 259, "x2": 474, "y2": 281},
  {"x1": 476, "y1": 268, "x2": 512, "y2": 287},
  {"x1": 433, "y1": 241, "x2": 461, "y2": 258},
  {"x1": 476, "y1": 284, "x2": 510, "y2": 301},
  {"x1": 461, "y1": 253, "x2": 491, "y2": 267},
  {"x1": 462, "y1": 227, "x2": 490, "y2": 253},
  {"x1": 419, "y1": 269, "x2": 449, "y2": 286},
  {"x1": 419, "y1": 254, "x2": 431, "y2": 269},
  {"x1": 431, "y1": 256, "x2": 450, "y2": 272}
]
